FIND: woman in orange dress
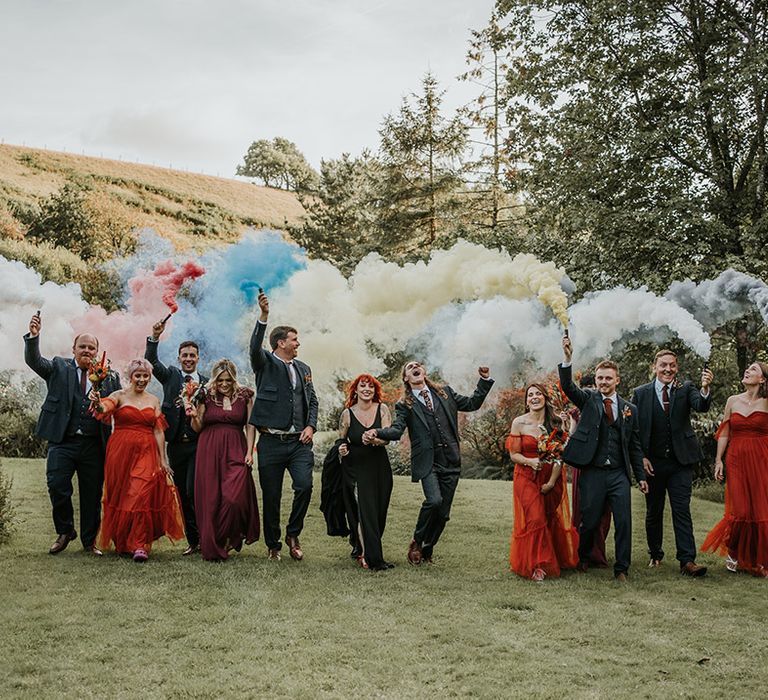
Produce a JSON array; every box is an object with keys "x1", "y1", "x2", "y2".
[
  {"x1": 92, "y1": 359, "x2": 184, "y2": 562},
  {"x1": 507, "y1": 382, "x2": 579, "y2": 580},
  {"x1": 701, "y1": 362, "x2": 768, "y2": 577}
]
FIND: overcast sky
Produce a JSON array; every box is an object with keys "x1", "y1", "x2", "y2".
[{"x1": 0, "y1": 0, "x2": 496, "y2": 177}]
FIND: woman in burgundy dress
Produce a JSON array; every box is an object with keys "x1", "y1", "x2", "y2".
[
  {"x1": 93, "y1": 359, "x2": 184, "y2": 562},
  {"x1": 507, "y1": 382, "x2": 579, "y2": 581},
  {"x1": 190, "y1": 359, "x2": 260, "y2": 561},
  {"x1": 701, "y1": 362, "x2": 768, "y2": 576}
]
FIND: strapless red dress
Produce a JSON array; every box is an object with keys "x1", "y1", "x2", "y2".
[
  {"x1": 701, "y1": 412, "x2": 768, "y2": 575},
  {"x1": 507, "y1": 434, "x2": 579, "y2": 577},
  {"x1": 96, "y1": 400, "x2": 184, "y2": 554}
]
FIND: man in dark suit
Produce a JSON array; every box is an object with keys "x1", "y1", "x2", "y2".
[
  {"x1": 249, "y1": 291, "x2": 318, "y2": 561},
  {"x1": 24, "y1": 312, "x2": 121, "y2": 556},
  {"x1": 364, "y1": 360, "x2": 493, "y2": 565},
  {"x1": 632, "y1": 349, "x2": 713, "y2": 577},
  {"x1": 558, "y1": 335, "x2": 648, "y2": 581},
  {"x1": 145, "y1": 320, "x2": 208, "y2": 555}
]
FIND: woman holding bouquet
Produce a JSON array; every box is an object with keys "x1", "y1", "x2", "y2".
[
  {"x1": 190, "y1": 359, "x2": 260, "y2": 561},
  {"x1": 92, "y1": 359, "x2": 185, "y2": 562},
  {"x1": 507, "y1": 383, "x2": 579, "y2": 580}
]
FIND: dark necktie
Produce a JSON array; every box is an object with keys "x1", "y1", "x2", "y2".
[
  {"x1": 603, "y1": 397, "x2": 613, "y2": 422},
  {"x1": 184, "y1": 374, "x2": 193, "y2": 384},
  {"x1": 662, "y1": 384, "x2": 670, "y2": 415},
  {"x1": 420, "y1": 388, "x2": 434, "y2": 412},
  {"x1": 80, "y1": 367, "x2": 87, "y2": 396}
]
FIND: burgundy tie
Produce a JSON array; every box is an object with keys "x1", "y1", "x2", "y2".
[
  {"x1": 420, "y1": 389, "x2": 434, "y2": 412},
  {"x1": 80, "y1": 367, "x2": 87, "y2": 396},
  {"x1": 662, "y1": 384, "x2": 670, "y2": 415},
  {"x1": 603, "y1": 397, "x2": 613, "y2": 422}
]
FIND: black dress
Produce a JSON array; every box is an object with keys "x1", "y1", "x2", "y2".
[{"x1": 342, "y1": 405, "x2": 393, "y2": 570}]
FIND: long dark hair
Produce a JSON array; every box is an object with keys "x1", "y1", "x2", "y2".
[
  {"x1": 400, "y1": 360, "x2": 447, "y2": 408},
  {"x1": 524, "y1": 382, "x2": 562, "y2": 432},
  {"x1": 758, "y1": 362, "x2": 768, "y2": 399}
]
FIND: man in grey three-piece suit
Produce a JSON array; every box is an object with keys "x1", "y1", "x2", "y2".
[
  {"x1": 24, "y1": 312, "x2": 121, "y2": 556},
  {"x1": 558, "y1": 334, "x2": 648, "y2": 581},
  {"x1": 249, "y1": 291, "x2": 318, "y2": 562}
]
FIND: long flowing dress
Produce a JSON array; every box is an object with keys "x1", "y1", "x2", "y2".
[
  {"x1": 195, "y1": 389, "x2": 260, "y2": 561},
  {"x1": 508, "y1": 434, "x2": 579, "y2": 578},
  {"x1": 97, "y1": 400, "x2": 184, "y2": 554},
  {"x1": 701, "y1": 412, "x2": 768, "y2": 575},
  {"x1": 342, "y1": 405, "x2": 393, "y2": 570}
]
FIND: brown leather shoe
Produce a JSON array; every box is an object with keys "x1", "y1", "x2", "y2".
[
  {"x1": 84, "y1": 545, "x2": 103, "y2": 557},
  {"x1": 648, "y1": 558, "x2": 662, "y2": 568},
  {"x1": 49, "y1": 530, "x2": 77, "y2": 555},
  {"x1": 286, "y1": 535, "x2": 303, "y2": 561},
  {"x1": 615, "y1": 572, "x2": 628, "y2": 583},
  {"x1": 182, "y1": 544, "x2": 200, "y2": 556},
  {"x1": 681, "y1": 561, "x2": 708, "y2": 577},
  {"x1": 267, "y1": 548, "x2": 281, "y2": 561},
  {"x1": 407, "y1": 539, "x2": 422, "y2": 566}
]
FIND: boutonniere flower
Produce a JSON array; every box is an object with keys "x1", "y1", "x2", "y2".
[
  {"x1": 304, "y1": 373, "x2": 312, "y2": 384},
  {"x1": 622, "y1": 406, "x2": 633, "y2": 420}
]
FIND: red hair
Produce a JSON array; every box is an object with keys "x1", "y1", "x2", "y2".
[{"x1": 345, "y1": 374, "x2": 384, "y2": 408}]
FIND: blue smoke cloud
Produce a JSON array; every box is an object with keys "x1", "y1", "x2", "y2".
[{"x1": 161, "y1": 229, "x2": 307, "y2": 375}]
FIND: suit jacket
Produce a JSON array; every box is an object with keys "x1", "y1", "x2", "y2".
[
  {"x1": 248, "y1": 321, "x2": 318, "y2": 431},
  {"x1": 558, "y1": 364, "x2": 644, "y2": 483},
  {"x1": 144, "y1": 338, "x2": 208, "y2": 443},
  {"x1": 376, "y1": 378, "x2": 494, "y2": 482},
  {"x1": 632, "y1": 380, "x2": 711, "y2": 465},
  {"x1": 24, "y1": 333, "x2": 121, "y2": 445}
]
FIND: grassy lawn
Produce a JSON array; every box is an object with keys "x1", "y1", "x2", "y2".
[{"x1": 1, "y1": 458, "x2": 764, "y2": 699}]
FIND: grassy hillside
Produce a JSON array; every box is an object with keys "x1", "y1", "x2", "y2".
[
  {"x1": 1, "y1": 458, "x2": 765, "y2": 699},
  {"x1": 0, "y1": 144, "x2": 305, "y2": 249}
]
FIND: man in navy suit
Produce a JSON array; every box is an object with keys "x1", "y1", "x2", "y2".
[
  {"x1": 365, "y1": 360, "x2": 493, "y2": 565},
  {"x1": 145, "y1": 320, "x2": 208, "y2": 555},
  {"x1": 24, "y1": 312, "x2": 121, "y2": 555},
  {"x1": 249, "y1": 291, "x2": 318, "y2": 561},
  {"x1": 558, "y1": 334, "x2": 648, "y2": 581},
  {"x1": 632, "y1": 349, "x2": 712, "y2": 576}
]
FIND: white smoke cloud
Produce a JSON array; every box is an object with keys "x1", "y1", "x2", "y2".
[{"x1": 665, "y1": 268, "x2": 768, "y2": 330}]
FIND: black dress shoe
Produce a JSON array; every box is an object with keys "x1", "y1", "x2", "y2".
[
  {"x1": 182, "y1": 544, "x2": 200, "y2": 556},
  {"x1": 49, "y1": 530, "x2": 77, "y2": 555}
]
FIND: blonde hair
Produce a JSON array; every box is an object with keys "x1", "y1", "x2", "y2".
[{"x1": 206, "y1": 359, "x2": 242, "y2": 397}]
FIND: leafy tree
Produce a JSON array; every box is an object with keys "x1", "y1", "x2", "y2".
[
  {"x1": 495, "y1": 0, "x2": 768, "y2": 291},
  {"x1": 294, "y1": 151, "x2": 380, "y2": 272},
  {"x1": 459, "y1": 12, "x2": 520, "y2": 234},
  {"x1": 375, "y1": 72, "x2": 469, "y2": 249},
  {"x1": 236, "y1": 137, "x2": 319, "y2": 192}
]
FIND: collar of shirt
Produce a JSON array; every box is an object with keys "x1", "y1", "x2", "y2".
[
  {"x1": 273, "y1": 353, "x2": 298, "y2": 387},
  {"x1": 183, "y1": 371, "x2": 201, "y2": 384}
]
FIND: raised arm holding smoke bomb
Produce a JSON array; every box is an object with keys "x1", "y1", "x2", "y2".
[
  {"x1": 145, "y1": 315, "x2": 207, "y2": 556},
  {"x1": 557, "y1": 332, "x2": 647, "y2": 581},
  {"x1": 23, "y1": 311, "x2": 121, "y2": 557},
  {"x1": 249, "y1": 288, "x2": 319, "y2": 562}
]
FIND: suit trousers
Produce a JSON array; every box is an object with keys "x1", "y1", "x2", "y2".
[
  {"x1": 46, "y1": 436, "x2": 104, "y2": 547},
  {"x1": 257, "y1": 435, "x2": 314, "y2": 550},
  {"x1": 578, "y1": 466, "x2": 632, "y2": 576},
  {"x1": 644, "y1": 456, "x2": 696, "y2": 565},
  {"x1": 168, "y1": 440, "x2": 199, "y2": 547},
  {"x1": 414, "y1": 463, "x2": 460, "y2": 551}
]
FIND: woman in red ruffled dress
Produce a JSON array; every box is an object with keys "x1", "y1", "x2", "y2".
[
  {"x1": 92, "y1": 359, "x2": 184, "y2": 562},
  {"x1": 507, "y1": 383, "x2": 579, "y2": 581},
  {"x1": 190, "y1": 359, "x2": 260, "y2": 561},
  {"x1": 702, "y1": 362, "x2": 768, "y2": 577}
]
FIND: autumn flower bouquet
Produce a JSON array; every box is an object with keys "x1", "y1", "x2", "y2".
[
  {"x1": 88, "y1": 352, "x2": 115, "y2": 415},
  {"x1": 537, "y1": 425, "x2": 567, "y2": 468},
  {"x1": 177, "y1": 380, "x2": 205, "y2": 416}
]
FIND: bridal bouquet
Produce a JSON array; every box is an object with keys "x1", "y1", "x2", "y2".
[
  {"x1": 537, "y1": 425, "x2": 567, "y2": 468},
  {"x1": 88, "y1": 352, "x2": 115, "y2": 415},
  {"x1": 177, "y1": 380, "x2": 205, "y2": 416}
]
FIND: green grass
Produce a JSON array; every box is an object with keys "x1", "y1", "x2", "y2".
[{"x1": 1, "y1": 458, "x2": 764, "y2": 699}]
